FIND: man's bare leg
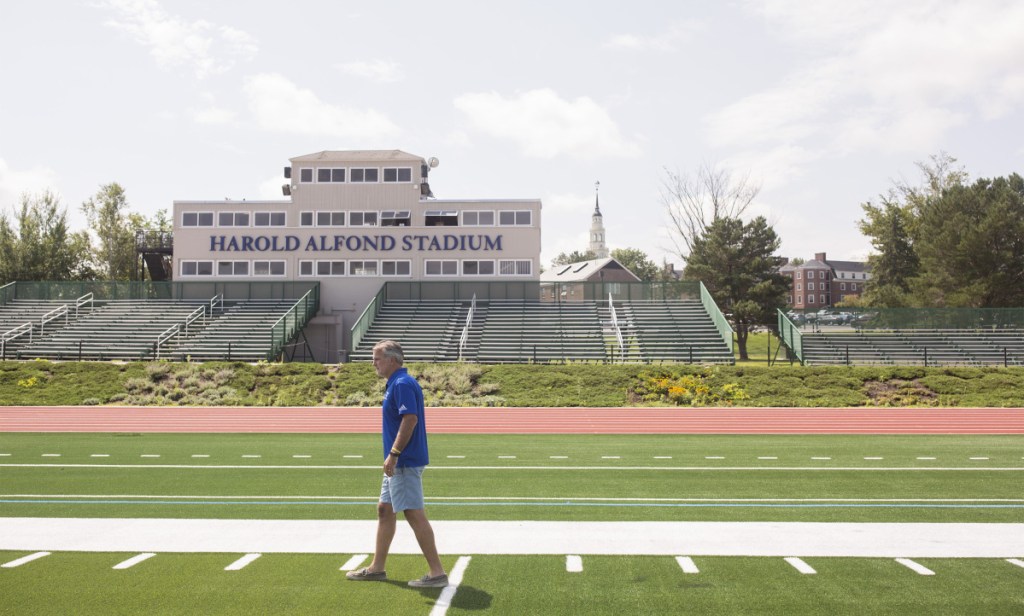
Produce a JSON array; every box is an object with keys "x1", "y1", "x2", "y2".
[{"x1": 404, "y1": 508, "x2": 445, "y2": 577}]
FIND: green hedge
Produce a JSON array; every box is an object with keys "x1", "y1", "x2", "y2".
[{"x1": 2, "y1": 360, "x2": 1024, "y2": 407}]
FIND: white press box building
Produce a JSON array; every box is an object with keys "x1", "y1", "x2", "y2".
[{"x1": 172, "y1": 150, "x2": 542, "y2": 362}]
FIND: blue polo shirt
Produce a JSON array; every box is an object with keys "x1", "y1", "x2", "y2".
[{"x1": 382, "y1": 367, "x2": 429, "y2": 467}]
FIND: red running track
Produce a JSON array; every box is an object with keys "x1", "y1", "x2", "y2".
[{"x1": 1, "y1": 406, "x2": 1023, "y2": 434}]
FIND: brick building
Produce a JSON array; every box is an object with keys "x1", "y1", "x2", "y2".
[{"x1": 779, "y1": 252, "x2": 871, "y2": 309}]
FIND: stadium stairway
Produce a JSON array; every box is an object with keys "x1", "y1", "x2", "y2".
[{"x1": 801, "y1": 329, "x2": 1024, "y2": 366}]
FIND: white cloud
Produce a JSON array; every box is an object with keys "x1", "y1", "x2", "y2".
[
  {"x1": 0, "y1": 159, "x2": 60, "y2": 209},
  {"x1": 258, "y1": 175, "x2": 290, "y2": 200},
  {"x1": 97, "y1": 0, "x2": 258, "y2": 79},
  {"x1": 337, "y1": 60, "x2": 404, "y2": 83},
  {"x1": 243, "y1": 73, "x2": 400, "y2": 140},
  {"x1": 190, "y1": 93, "x2": 237, "y2": 125},
  {"x1": 603, "y1": 21, "x2": 704, "y2": 52},
  {"x1": 453, "y1": 89, "x2": 641, "y2": 160},
  {"x1": 707, "y1": 0, "x2": 1024, "y2": 185}
]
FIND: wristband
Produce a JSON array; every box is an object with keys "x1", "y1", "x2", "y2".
[{"x1": 390, "y1": 448, "x2": 402, "y2": 456}]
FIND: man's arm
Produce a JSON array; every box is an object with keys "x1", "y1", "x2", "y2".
[{"x1": 383, "y1": 413, "x2": 418, "y2": 477}]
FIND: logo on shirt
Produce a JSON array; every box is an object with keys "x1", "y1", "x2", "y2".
[{"x1": 399, "y1": 404, "x2": 408, "y2": 411}]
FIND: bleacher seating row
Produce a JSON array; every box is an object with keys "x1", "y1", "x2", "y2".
[
  {"x1": 351, "y1": 299, "x2": 735, "y2": 364},
  {"x1": 801, "y1": 330, "x2": 1024, "y2": 366},
  {"x1": 0, "y1": 297, "x2": 303, "y2": 362}
]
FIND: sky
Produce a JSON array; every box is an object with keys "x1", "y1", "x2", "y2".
[{"x1": 1, "y1": 0, "x2": 1023, "y2": 270}]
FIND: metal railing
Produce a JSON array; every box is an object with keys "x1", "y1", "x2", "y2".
[
  {"x1": 608, "y1": 293, "x2": 624, "y2": 360},
  {"x1": 2, "y1": 280, "x2": 319, "y2": 302},
  {"x1": 1, "y1": 322, "x2": 33, "y2": 360},
  {"x1": 75, "y1": 293, "x2": 94, "y2": 316},
  {"x1": 269, "y1": 287, "x2": 320, "y2": 360},
  {"x1": 39, "y1": 304, "x2": 68, "y2": 335},
  {"x1": 1, "y1": 282, "x2": 16, "y2": 306},
  {"x1": 458, "y1": 294, "x2": 477, "y2": 361},
  {"x1": 700, "y1": 282, "x2": 734, "y2": 355},
  {"x1": 777, "y1": 309, "x2": 804, "y2": 364},
  {"x1": 350, "y1": 284, "x2": 387, "y2": 355},
  {"x1": 155, "y1": 324, "x2": 180, "y2": 359}
]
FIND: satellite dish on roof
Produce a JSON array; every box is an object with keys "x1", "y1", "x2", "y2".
[{"x1": 428, "y1": 157, "x2": 440, "y2": 168}]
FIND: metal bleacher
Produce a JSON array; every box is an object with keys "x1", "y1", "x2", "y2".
[
  {"x1": 781, "y1": 308, "x2": 1024, "y2": 366},
  {"x1": 349, "y1": 287, "x2": 735, "y2": 365},
  {"x1": 0, "y1": 281, "x2": 320, "y2": 362}
]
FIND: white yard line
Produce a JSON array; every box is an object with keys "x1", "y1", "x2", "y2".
[
  {"x1": 785, "y1": 557, "x2": 816, "y2": 574},
  {"x1": 2, "y1": 552, "x2": 50, "y2": 568},
  {"x1": 113, "y1": 553, "x2": 156, "y2": 569},
  {"x1": 566, "y1": 555, "x2": 583, "y2": 572},
  {"x1": 339, "y1": 554, "x2": 368, "y2": 571},
  {"x1": 4, "y1": 463, "x2": 1022, "y2": 471},
  {"x1": 895, "y1": 558, "x2": 935, "y2": 575},
  {"x1": 428, "y1": 556, "x2": 472, "y2": 616},
  {"x1": 1007, "y1": 559, "x2": 1024, "y2": 569},
  {"x1": 225, "y1": 553, "x2": 261, "y2": 571},
  {"x1": 4, "y1": 519, "x2": 1023, "y2": 557},
  {"x1": 675, "y1": 556, "x2": 699, "y2": 573}
]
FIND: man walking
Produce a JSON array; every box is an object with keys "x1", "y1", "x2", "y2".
[{"x1": 346, "y1": 339, "x2": 448, "y2": 588}]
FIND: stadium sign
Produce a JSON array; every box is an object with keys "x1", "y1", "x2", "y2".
[{"x1": 209, "y1": 233, "x2": 505, "y2": 253}]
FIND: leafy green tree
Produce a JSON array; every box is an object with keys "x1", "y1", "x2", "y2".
[
  {"x1": 610, "y1": 248, "x2": 659, "y2": 281},
  {"x1": 0, "y1": 191, "x2": 93, "y2": 282},
  {"x1": 858, "y1": 200, "x2": 919, "y2": 306},
  {"x1": 551, "y1": 250, "x2": 596, "y2": 267},
  {"x1": 81, "y1": 183, "x2": 140, "y2": 280},
  {"x1": 683, "y1": 216, "x2": 790, "y2": 360},
  {"x1": 912, "y1": 174, "x2": 1024, "y2": 306}
]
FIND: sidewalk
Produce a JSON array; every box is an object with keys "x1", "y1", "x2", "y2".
[{"x1": 3, "y1": 518, "x2": 1023, "y2": 557}]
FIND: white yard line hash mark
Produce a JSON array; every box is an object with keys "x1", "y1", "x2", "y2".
[
  {"x1": 601, "y1": 456, "x2": 621, "y2": 460},
  {"x1": 343, "y1": 455, "x2": 363, "y2": 459},
  {"x1": 429, "y1": 556, "x2": 472, "y2": 616},
  {"x1": 91, "y1": 454, "x2": 109, "y2": 458},
  {"x1": 1006, "y1": 559, "x2": 1024, "y2": 569},
  {"x1": 141, "y1": 455, "x2": 160, "y2": 458},
  {"x1": 293, "y1": 455, "x2": 311, "y2": 459},
  {"x1": 969, "y1": 457, "x2": 990, "y2": 461},
  {"x1": 339, "y1": 554, "x2": 369, "y2": 571},
  {"x1": 498, "y1": 456, "x2": 517, "y2": 459},
  {"x1": 550, "y1": 456, "x2": 568, "y2": 459},
  {"x1": 895, "y1": 558, "x2": 935, "y2": 575},
  {"x1": 113, "y1": 553, "x2": 156, "y2": 569},
  {"x1": 917, "y1": 457, "x2": 937, "y2": 460},
  {"x1": 758, "y1": 457, "x2": 778, "y2": 460},
  {"x1": 2, "y1": 552, "x2": 50, "y2": 568},
  {"x1": 242, "y1": 455, "x2": 261, "y2": 459},
  {"x1": 447, "y1": 456, "x2": 465, "y2": 459},
  {"x1": 706, "y1": 456, "x2": 725, "y2": 460},
  {"x1": 42, "y1": 454, "x2": 60, "y2": 457},
  {"x1": 865, "y1": 457, "x2": 884, "y2": 460},
  {"x1": 785, "y1": 557, "x2": 817, "y2": 574},
  {"x1": 676, "y1": 556, "x2": 699, "y2": 574},
  {"x1": 225, "y1": 553, "x2": 261, "y2": 571},
  {"x1": 191, "y1": 455, "x2": 209, "y2": 458},
  {"x1": 812, "y1": 457, "x2": 831, "y2": 460},
  {"x1": 566, "y1": 555, "x2": 583, "y2": 573},
  {"x1": 654, "y1": 456, "x2": 673, "y2": 459}
]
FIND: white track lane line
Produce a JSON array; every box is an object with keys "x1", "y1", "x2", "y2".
[
  {"x1": 895, "y1": 558, "x2": 935, "y2": 575},
  {"x1": 428, "y1": 556, "x2": 472, "y2": 616},
  {"x1": 676, "y1": 556, "x2": 699, "y2": 574},
  {"x1": 339, "y1": 554, "x2": 368, "y2": 571},
  {"x1": 785, "y1": 557, "x2": 817, "y2": 574},
  {"x1": 225, "y1": 553, "x2": 261, "y2": 571},
  {"x1": 113, "y1": 553, "x2": 156, "y2": 569},
  {"x1": 566, "y1": 555, "x2": 583, "y2": 572},
  {"x1": 1006, "y1": 558, "x2": 1024, "y2": 569},
  {"x1": 2, "y1": 552, "x2": 50, "y2": 568}
]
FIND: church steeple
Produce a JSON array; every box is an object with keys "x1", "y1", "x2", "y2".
[{"x1": 589, "y1": 181, "x2": 609, "y2": 258}]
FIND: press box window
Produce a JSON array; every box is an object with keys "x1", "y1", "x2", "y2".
[
  {"x1": 180, "y1": 260, "x2": 213, "y2": 276},
  {"x1": 383, "y1": 167, "x2": 412, "y2": 182},
  {"x1": 300, "y1": 212, "x2": 314, "y2": 226},
  {"x1": 182, "y1": 212, "x2": 214, "y2": 227},
  {"x1": 317, "y1": 168, "x2": 345, "y2": 183},
  {"x1": 254, "y1": 212, "x2": 286, "y2": 227},
  {"x1": 498, "y1": 210, "x2": 531, "y2": 226},
  {"x1": 217, "y1": 261, "x2": 249, "y2": 276},
  {"x1": 316, "y1": 261, "x2": 346, "y2": 276},
  {"x1": 316, "y1": 211, "x2": 345, "y2": 226},
  {"x1": 218, "y1": 212, "x2": 249, "y2": 227},
  {"x1": 382, "y1": 260, "x2": 411, "y2": 276},
  {"x1": 463, "y1": 211, "x2": 495, "y2": 226},
  {"x1": 253, "y1": 261, "x2": 285, "y2": 276},
  {"x1": 350, "y1": 168, "x2": 379, "y2": 183},
  {"x1": 299, "y1": 168, "x2": 314, "y2": 183},
  {"x1": 349, "y1": 211, "x2": 378, "y2": 226},
  {"x1": 299, "y1": 261, "x2": 314, "y2": 276},
  {"x1": 425, "y1": 210, "x2": 459, "y2": 226},
  {"x1": 499, "y1": 260, "x2": 532, "y2": 275},
  {"x1": 381, "y1": 211, "x2": 411, "y2": 226},
  {"x1": 350, "y1": 261, "x2": 378, "y2": 276},
  {"x1": 425, "y1": 260, "x2": 458, "y2": 276},
  {"x1": 462, "y1": 260, "x2": 495, "y2": 276}
]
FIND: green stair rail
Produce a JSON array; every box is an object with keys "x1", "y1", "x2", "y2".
[
  {"x1": 350, "y1": 284, "x2": 387, "y2": 357},
  {"x1": 268, "y1": 286, "x2": 320, "y2": 360},
  {"x1": 777, "y1": 309, "x2": 803, "y2": 364},
  {"x1": 699, "y1": 281, "x2": 734, "y2": 357}
]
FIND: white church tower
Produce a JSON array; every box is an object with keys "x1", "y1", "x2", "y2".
[{"x1": 589, "y1": 181, "x2": 609, "y2": 258}]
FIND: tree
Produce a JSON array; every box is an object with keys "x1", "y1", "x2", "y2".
[
  {"x1": 551, "y1": 250, "x2": 596, "y2": 267},
  {"x1": 661, "y1": 162, "x2": 761, "y2": 261},
  {"x1": 857, "y1": 199, "x2": 919, "y2": 306},
  {"x1": 610, "y1": 248, "x2": 660, "y2": 281},
  {"x1": 81, "y1": 183, "x2": 140, "y2": 280},
  {"x1": 0, "y1": 191, "x2": 94, "y2": 282},
  {"x1": 683, "y1": 216, "x2": 790, "y2": 360},
  {"x1": 912, "y1": 174, "x2": 1024, "y2": 307}
]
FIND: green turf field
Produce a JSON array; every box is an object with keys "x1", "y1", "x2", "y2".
[{"x1": 2, "y1": 432, "x2": 1023, "y2": 614}]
